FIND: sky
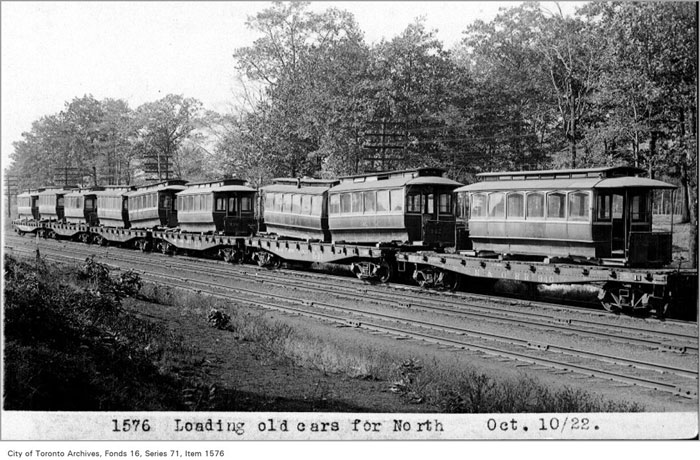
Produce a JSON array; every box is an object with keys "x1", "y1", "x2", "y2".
[{"x1": 0, "y1": 1, "x2": 584, "y2": 174}]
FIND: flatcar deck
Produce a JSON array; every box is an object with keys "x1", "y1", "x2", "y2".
[{"x1": 402, "y1": 250, "x2": 690, "y2": 286}]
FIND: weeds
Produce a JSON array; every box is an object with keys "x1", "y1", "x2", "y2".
[
  {"x1": 5, "y1": 253, "x2": 647, "y2": 413},
  {"x1": 4, "y1": 255, "x2": 198, "y2": 411},
  {"x1": 140, "y1": 281, "x2": 646, "y2": 412}
]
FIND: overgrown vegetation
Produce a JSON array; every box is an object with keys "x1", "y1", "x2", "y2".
[
  {"x1": 140, "y1": 282, "x2": 644, "y2": 413},
  {"x1": 5, "y1": 254, "x2": 197, "y2": 410},
  {"x1": 5, "y1": 254, "x2": 644, "y2": 412}
]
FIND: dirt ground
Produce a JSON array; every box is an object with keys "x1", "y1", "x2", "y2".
[
  {"x1": 122, "y1": 289, "x2": 697, "y2": 413},
  {"x1": 122, "y1": 296, "x2": 431, "y2": 413}
]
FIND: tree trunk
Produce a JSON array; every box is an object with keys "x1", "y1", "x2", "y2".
[
  {"x1": 689, "y1": 183, "x2": 698, "y2": 268},
  {"x1": 569, "y1": 105, "x2": 576, "y2": 168},
  {"x1": 648, "y1": 131, "x2": 657, "y2": 179},
  {"x1": 680, "y1": 163, "x2": 691, "y2": 223}
]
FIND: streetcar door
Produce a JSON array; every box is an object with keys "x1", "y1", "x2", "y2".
[
  {"x1": 162, "y1": 194, "x2": 177, "y2": 227},
  {"x1": 31, "y1": 196, "x2": 39, "y2": 220},
  {"x1": 224, "y1": 195, "x2": 238, "y2": 234},
  {"x1": 611, "y1": 193, "x2": 626, "y2": 255}
]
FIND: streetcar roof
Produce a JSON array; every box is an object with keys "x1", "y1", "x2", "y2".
[
  {"x1": 261, "y1": 184, "x2": 332, "y2": 196},
  {"x1": 127, "y1": 181, "x2": 189, "y2": 197},
  {"x1": 177, "y1": 184, "x2": 256, "y2": 195},
  {"x1": 476, "y1": 166, "x2": 646, "y2": 180},
  {"x1": 455, "y1": 176, "x2": 676, "y2": 193},
  {"x1": 330, "y1": 176, "x2": 461, "y2": 193}
]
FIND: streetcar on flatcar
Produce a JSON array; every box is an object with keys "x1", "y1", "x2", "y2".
[
  {"x1": 10, "y1": 165, "x2": 696, "y2": 317},
  {"x1": 454, "y1": 166, "x2": 676, "y2": 267}
]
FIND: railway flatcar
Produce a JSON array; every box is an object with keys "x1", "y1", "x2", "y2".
[
  {"x1": 37, "y1": 188, "x2": 74, "y2": 222},
  {"x1": 96, "y1": 186, "x2": 135, "y2": 229},
  {"x1": 327, "y1": 168, "x2": 462, "y2": 245},
  {"x1": 454, "y1": 166, "x2": 676, "y2": 267},
  {"x1": 127, "y1": 180, "x2": 188, "y2": 229},
  {"x1": 17, "y1": 189, "x2": 42, "y2": 220},
  {"x1": 63, "y1": 187, "x2": 104, "y2": 226},
  {"x1": 261, "y1": 178, "x2": 339, "y2": 241},
  {"x1": 176, "y1": 178, "x2": 256, "y2": 234}
]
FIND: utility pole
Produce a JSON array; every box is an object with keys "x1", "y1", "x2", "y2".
[
  {"x1": 4, "y1": 172, "x2": 18, "y2": 219},
  {"x1": 362, "y1": 119, "x2": 409, "y2": 172}
]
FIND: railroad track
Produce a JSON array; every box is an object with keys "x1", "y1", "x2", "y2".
[
  {"x1": 6, "y1": 237, "x2": 698, "y2": 400},
  {"x1": 7, "y1": 236, "x2": 697, "y2": 353}
]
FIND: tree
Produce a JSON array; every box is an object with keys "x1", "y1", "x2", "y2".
[
  {"x1": 62, "y1": 95, "x2": 106, "y2": 186},
  {"x1": 459, "y1": 5, "x2": 557, "y2": 173},
  {"x1": 134, "y1": 94, "x2": 203, "y2": 180},
  {"x1": 230, "y1": 1, "x2": 371, "y2": 179}
]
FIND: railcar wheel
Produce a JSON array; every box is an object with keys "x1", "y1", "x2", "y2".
[
  {"x1": 255, "y1": 251, "x2": 280, "y2": 268},
  {"x1": 601, "y1": 301, "x2": 621, "y2": 314},
  {"x1": 442, "y1": 271, "x2": 460, "y2": 291},
  {"x1": 221, "y1": 248, "x2": 243, "y2": 264},
  {"x1": 78, "y1": 233, "x2": 91, "y2": 244},
  {"x1": 158, "y1": 241, "x2": 173, "y2": 255},
  {"x1": 47, "y1": 229, "x2": 58, "y2": 239},
  {"x1": 599, "y1": 282, "x2": 654, "y2": 316},
  {"x1": 136, "y1": 239, "x2": 150, "y2": 252},
  {"x1": 376, "y1": 261, "x2": 392, "y2": 284},
  {"x1": 92, "y1": 234, "x2": 107, "y2": 246}
]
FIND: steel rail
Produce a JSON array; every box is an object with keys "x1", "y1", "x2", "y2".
[
  {"x1": 7, "y1": 239, "x2": 697, "y2": 352},
  {"x1": 8, "y1": 242, "x2": 697, "y2": 397}
]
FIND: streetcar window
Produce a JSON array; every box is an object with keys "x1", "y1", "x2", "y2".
[
  {"x1": 274, "y1": 193, "x2": 282, "y2": 212},
  {"x1": 426, "y1": 193, "x2": 434, "y2": 214},
  {"x1": 241, "y1": 196, "x2": 252, "y2": 212},
  {"x1": 57, "y1": 197, "x2": 64, "y2": 207},
  {"x1": 340, "y1": 193, "x2": 351, "y2": 213},
  {"x1": 123, "y1": 198, "x2": 128, "y2": 211},
  {"x1": 351, "y1": 192, "x2": 362, "y2": 213},
  {"x1": 596, "y1": 194, "x2": 611, "y2": 221},
  {"x1": 301, "y1": 195, "x2": 311, "y2": 215},
  {"x1": 612, "y1": 194, "x2": 623, "y2": 219},
  {"x1": 547, "y1": 192, "x2": 566, "y2": 219},
  {"x1": 407, "y1": 193, "x2": 422, "y2": 213},
  {"x1": 631, "y1": 193, "x2": 648, "y2": 222},
  {"x1": 363, "y1": 191, "x2": 376, "y2": 214},
  {"x1": 439, "y1": 193, "x2": 452, "y2": 214},
  {"x1": 488, "y1": 192, "x2": 505, "y2": 218},
  {"x1": 283, "y1": 194, "x2": 292, "y2": 213},
  {"x1": 329, "y1": 194, "x2": 340, "y2": 215},
  {"x1": 390, "y1": 189, "x2": 404, "y2": 212},
  {"x1": 506, "y1": 193, "x2": 524, "y2": 219},
  {"x1": 311, "y1": 196, "x2": 322, "y2": 216},
  {"x1": 376, "y1": 190, "x2": 389, "y2": 212},
  {"x1": 526, "y1": 192, "x2": 544, "y2": 219},
  {"x1": 292, "y1": 194, "x2": 301, "y2": 214},
  {"x1": 568, "y1": 191, "x2": 590, "y2": 221},
  {"x1": 229, "y1": 197, "x2": 237, "y2": 213},
  {"x1": 470, "y1": 193, "x2": 487, "y2": 219},
  {"x1": 216, "y1": 197, "x2": 226, "y2": 211},
  {"x1": 85, "y1": 198, "x2": 95, "y2": 211}
]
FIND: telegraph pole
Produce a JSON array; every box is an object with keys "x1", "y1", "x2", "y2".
[{"x1": 4, "y1": 172, "x2": 18, "y2": 219}]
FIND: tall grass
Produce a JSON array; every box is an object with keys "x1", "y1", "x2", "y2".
[
  {"x1": 4, "y1": 255, "x2": 205, "y2": 410},
  {"x1": 141, "y1": 282, "x2": 645, "y2": 413}
]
